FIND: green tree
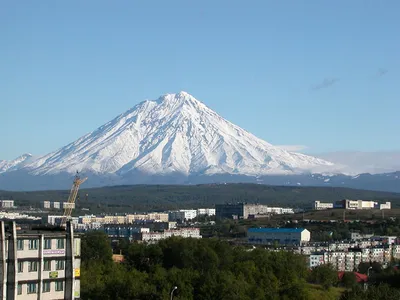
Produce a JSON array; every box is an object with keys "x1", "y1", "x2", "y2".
[
  {"x1": 341, "y1": 272, "x2": 358, "y2": 289},
  {"x1": 309, "y1": 264, "x2": 338, "y2": 289},
  {"x1": 81, "y1": 231, "x2": 113, "y2": 266}
]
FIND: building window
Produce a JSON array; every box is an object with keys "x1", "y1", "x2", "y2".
[
  {"x1": 55, "y1": 281, "x2": 64, "y2": 292},
  {"x1": 27, "y1": 283, "x2": 37, "y2": 294},
  {"x1": 56, "y1": 260, "x2": 64, "y2": 270},
  {"x1": 17, "y1": 284, "x2": 22, "y2": 295},
  {"x1": 17, "y1": 240, "x2": 24, "y2": 250},
  {"x1": 29, "y1": 239, "x2": 38, "y2": 250},
  {"x1": 56, "y1": 239, "x2": 64, "y2": 249},
  {"x1": 44, "y1": 239, "x2": 52, "y2": 249},
  {"x1": 42, "y1": 282, "x2": 50, "y2": 293},
  {"x1": 28, "y1": 261, "x2": 38, "y2": 272},
  {"x1": 18, "y1": 261, "x2": 24, "y2": 273},
  {"x1": 44, "y1": 260, "x2": 51, "y2": 271}
]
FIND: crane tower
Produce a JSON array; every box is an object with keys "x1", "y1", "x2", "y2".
[{"x1": 60, "y1": 172, "x2": 87, "y2": 228}]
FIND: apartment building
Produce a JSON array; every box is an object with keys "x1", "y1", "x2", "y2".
[
  {"x1": 168, "y1": 210, "x2": 197, "y2": 222},
  {"x1": 52, "y1": 202, "x2": 61, "y2": 209},
  {"x1": 0, "y1": 221, "x2": 81, "y2": 300},
  {"x1": 141, "y1": 228, "x2": 202, "y2": 242},
  {"x1": 247, "y1": 228, "x2": 311, "y2": 246},
  {"x1": 42, "y1": 201, "x2": 51, "y2": 209},
  {"x1": 0, "y1": 200, "x2": 14, "y2": 208},
  {"x1": 314, "y1": 201, "x2": 334, "y2": 210},
  {"x1": 62, "y1": 203, "x2": 75, "y2": 210},
  {"x1": 197, "y1": 208, "x2": 216, "y2": 216},
  {"x1": 216, "y1": 203, "x2": 270, "y2": 219}
]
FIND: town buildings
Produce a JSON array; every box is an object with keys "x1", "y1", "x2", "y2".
[
  {"x1": 314, "y1": 201, "x2": 334, "y2": 210},
  {"x1": 314, "y1": 199, "x2": 392, "y2": 211},
  {"x1": 196, "y1": 208, "x2": 216, "y2": 216},
  {"x1": 0, "y1": 221, "x2": 81, "y2": 299},
  {"x1": 0, "y1": 200, "x2": 15, "y2": 208},
  {"x1": 168, "y1": 210, "x2": 197, "y2": 221},
  {"x1": 216, "y1": 203, "x2": 294, "y2": 220},
  {"x1": 247, "y1": 228, "x2": 311, "y2": 246},
  {"x1": 43, "y1": 201, "x2": 51, "y2": 209}
]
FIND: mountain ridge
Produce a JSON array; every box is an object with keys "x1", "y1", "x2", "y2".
[
  {"x1": 1, "y1": 92, "x2": 399, "y2": 192},
  {"x1": 1, "y1": 92, "x2": 335, "y2": 178}
]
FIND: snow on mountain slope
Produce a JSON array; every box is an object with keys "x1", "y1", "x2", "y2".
[
  {"x1": 11, "y1": 92, "x2": 336, "y2": 177},
  {"x1": 0, "y1": 154, "x2": 33, "y2": 174}
]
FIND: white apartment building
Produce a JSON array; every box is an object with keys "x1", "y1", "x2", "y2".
[
  {"x1": 380, "y1": 202, "x2": 391, "y2": 210},
  {"x1": 141, "y1": 228, "x2": 201, "y2": 242},
  {"x1": 309, "y1": 254, "x2": 325, "y2": 268},
  {"x1": 43, "y1": 201, "x2": 51, "y2": 209},
  {"x1": 52, "y1": 202, "x2": 61, "y2": 209},
  {"x1": 314, "y1": 201, "x2": 334, "y2": 210},
  {"x1": 62, "y1": 203, "x2": 75, "y2": 210},
  {"x1": 0, "y1": 221, "x2": 81, "y2": 300},
  {"x1": 168, "y1": 210, "x2": 197, "y2": 221},
  {"x1": 247, "y1": 228, "x2": 311, "y2": 245},
  {"x1": 197, "y1": 208, "x2": 216, "y2": 216},
  {"x1": 0, "y1": 200, "x2": 15, "y2": 208}
]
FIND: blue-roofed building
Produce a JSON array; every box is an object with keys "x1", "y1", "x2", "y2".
[{"x1": 247, "y1": 227, "x2": 311, "y2": 246}]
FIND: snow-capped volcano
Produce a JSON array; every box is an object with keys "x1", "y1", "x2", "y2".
[{"x1": 15, "y1": 91, "x2": 335, "y2": 178}]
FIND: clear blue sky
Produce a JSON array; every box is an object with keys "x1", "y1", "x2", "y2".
[{"x1": 1, "y1": 0, "x2": 399, "y2": 160}]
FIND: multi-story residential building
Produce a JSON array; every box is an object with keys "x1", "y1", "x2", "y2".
[
  {"x1": 247, "y1": 228, "x2": 311, "y2": 246},
  {"x1": 308, "y1": 254, "x2": 325, "y2": 268},
  {"x1": 43, "y1": 201, "x2": 51, "y2": 209},
  {"x1": 380, "y1": 202, "x2": 391, "y2": 210},
  {"x1": 314, "y1": 201, "x2": 334, "y2": 210},
  {"x1": 147, "y1": 213, "x2": 169, "y2": 222},
  {"x1": 168, "y1": 210, "x2": 197, "y2": 222},
  {"x1": 0, "y1": 221, "x2": 81, "y2": 299},
  {"x1": 141, "y1": 228, "x2": 202, "y2": 242},
  {"x1": 0, "y1": 200, "x2": 15, "y2": 208},
  {"x1": 52, "y1": 202, "x2": 61, "y2": 210},
  {"x1": 334, "y1": 199, "x2": 379, "y2": 210},
  {"x1": 197, "y1": 208, "x2": 216, "y2": 216},
  {"x1": 216, "y1": 203, "x2": 270, "y2": 219},
  {"x1": 62, "y1": 203, "x2": 75, "y2": 210}
]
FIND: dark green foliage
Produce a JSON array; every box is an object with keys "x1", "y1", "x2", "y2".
[
  {"x1": 341, "y1": 272, "x2": 358, "y2": 289},
  {"x1": 81, "y1": 231, "x2": 113, "y2": 265},
  {"x1": 80, "y1": 233, "x2": 400, "y2": 299},
  {"x1": 308, "y1": 264, "x2": 338, "y2": 289},
  {"x1": 81, "y1": 236, "x2": 315, "y2": 299},
  {"x1": 341, "y1": 284, "x2": 400, "y2": 300}
]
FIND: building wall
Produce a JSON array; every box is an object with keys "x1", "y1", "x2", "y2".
[
  {"x1": 215, "y1": 203, "x2": 244, "y2": 219},
  {"x1": 0, "y1": 200, "x2": 14, "y2": 208},
  {"x1": 197, "y1": 208, "x2": 216, "y2": 216},
  {"x1": 168, "y1": 210, "x2": 197, "y2": 221},
  {"x1": 0, "y1": 221, "x2": 80, "y2": 300},
  {"x1": 380, "y1": 202, "x2": 391, "y2": 210},
  {"x1": 314, "y1": 201, "x2": 334, "y2": 210},
  {"x1": 247, "y1": 229, "x2": 310, "y2": 245}
]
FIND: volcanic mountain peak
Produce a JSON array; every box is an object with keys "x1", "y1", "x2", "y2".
[{"x1": 4, "y1": 92, "x2": 336, "y2": 180}]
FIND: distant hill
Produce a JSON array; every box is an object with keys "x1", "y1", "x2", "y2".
[{"x1": 2, "y1": 183, "x2": 400, "y2": 213}]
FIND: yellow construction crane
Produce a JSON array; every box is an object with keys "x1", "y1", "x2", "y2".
[{"x1": 60, "y1": 172, "x2": 87, "y2": 228}]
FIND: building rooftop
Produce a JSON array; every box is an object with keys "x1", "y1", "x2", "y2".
[{"x1": 248, "y1": 227, "x2": 306, "y2": 233}]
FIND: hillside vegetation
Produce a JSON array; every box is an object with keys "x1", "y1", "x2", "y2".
[{"x1": 1, "y1": 184, "x2": 400, "y2": 213}]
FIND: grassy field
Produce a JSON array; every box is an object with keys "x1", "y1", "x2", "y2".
[{"x1": 306, "y1": 284, "x2": 345, "y2": 300}]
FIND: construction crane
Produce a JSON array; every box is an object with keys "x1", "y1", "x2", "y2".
[{"x1": 60, "y1": 172, "x2": 87, "y2": 228}]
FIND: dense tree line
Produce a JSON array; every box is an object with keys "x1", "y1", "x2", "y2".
[
  {"x1": 81, "y1": 232, "x2": 342, "y2": 299},
  {"x1": 81, "y1": 231, "x2": 400, "y2": 299},
  {"x1": 3, "y1": 183, "x2": 399, "y2": 213}
]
